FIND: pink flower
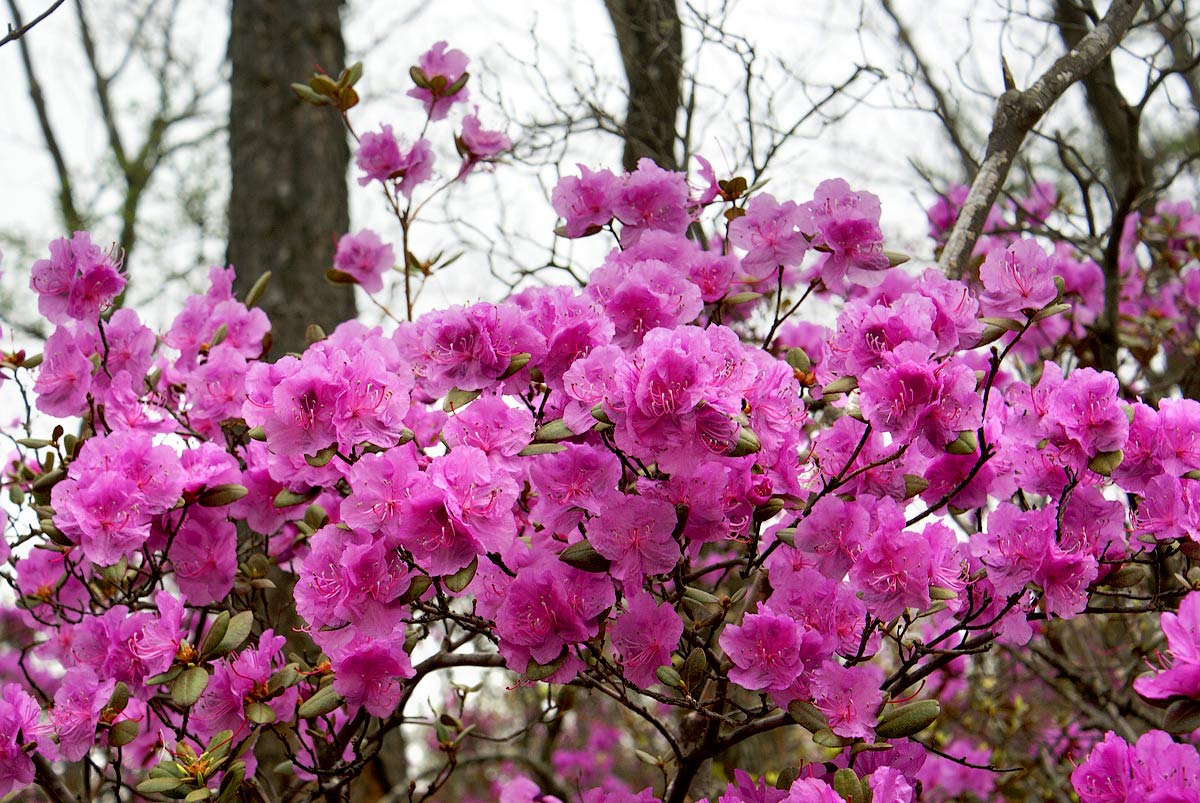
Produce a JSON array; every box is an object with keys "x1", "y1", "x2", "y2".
[
  {"x1": 327, "y1": 632, "x2": 413, "y2": 717},
  {"x1": 728, "y1": 193, "x2": 810, "y2": 279},
  {"x1": 356, "y1": 124, "x2": 404, "y2": 186},
  {"x1": 587, "y1": 495, "x2": 680, "y2": 589},
  {"x1": 552, "y1": 165, "x2": 621, "y2": 238},
  {"x1": 334, "y1": 229, "x2": 394, "y2": 294},
  {"x1": 30, "y1": 231, "x2": 125, "y2": 323},
  {"x1": 51, "y1": 666, "x2": 115, "y2": 761},
  {"x1": 613, "y1": 158, "x2": 692, "y2": 245},
  {"x1": 801, "y1": 179, "x2": 889, "y2": 291},
  {"x1": 458, "y1": 109, "x2": 511, "y2": 177},
  {"x1": 609, "y1": 593, "x2": 683, "y2": 688},
  {"x1": 978, "y1": 239, "x2": 1059, "y2": 318},
  {"x1": 0, "y1": 684, "x2": 48, "y2": 798},
  {"x1": 34, "y1": 325, "x2": 93, "y2": 417},
  {"x1": 407, "y1": 41, "x2": 470, "y2": 120},
  {"x1": 811, "y1": 661, "x2": 882, "y2": 738},
  {"x1": 718, "y1": 605, "x2": 827, "y2": 693},
  {"x1": 1134, "y1": 592, "x2": 1200, "y2": 701}
]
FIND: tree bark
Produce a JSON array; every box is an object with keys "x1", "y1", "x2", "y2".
[
  {"x1": 227, "y1": 0, "x2": 356, "y2": 357},
  {"x1": 605, "y1": 0, "x2": 683, "y2": 171},
  {"x1": 938, "y1": 0, "x2": 1143, "y2": 278}
]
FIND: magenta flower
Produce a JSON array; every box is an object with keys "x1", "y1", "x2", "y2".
[
  {"x1": 552, "y1": 165, "x2": 621, "y2": 238},
  {"x1": 33, "y1": 325, "x2": 93, "y2": 417},
  {"x1": 0, "y1": 684, "x2": 48, "y2": 798},
  {"x1": 727, "y1": 193, "x2": 810, "y2": 279},
  {"x1": 529, "y1": 442, "x2": 622, "y2": 535},
  {"x1": 801, "y1": 178, "x2": 889, "y2": 291},
  {"x1": 978, "y1": 238, "x2": 1059, "y2": 318},
  {"x1": 811, "y1": 661, "x2": 882, "y2": 738},
  {"x1": 356, "y1": 124, "x2": 404, "y2": 186},
  {"x1": 51, "y1": 666, "x2": 115, "y2": 761},
  {"x1": 1040, "y1": 367, "x2": 1128, "y2": 469},
  {"x1": 458, "y1": 109, "x2": 511, "y2": 178},
  {"x1": 327, "y1": 632, "x2": 413, "y2": 717},
  {"x1": 1134, "y1": 592, "x2": 1200, "y2": 701},
  {"x1": 613, "y1": 158, "x2": 692, "y2": 245},
  {"x1": 334, "y1": 229, "x2": 394, "y2": 293},
  {"x1": 849, "y1": 515, "x2": 933, "y2": 621},
  {"x1": 793, "y1": 495, "x2": 869, "y2": 577},
  {"x1": 609, "y1": 593, "x2": 683, "y2": 688},
  {"x1": 718, "y1": 605, "x2": 827, "y2": 693},
  {"x1": 407, "y1": 41, "x2": 470, "y2": 120},
  {"x1": 169, "y1": 508, "x2": 238, "y2": 606},
  {"x1": 193, "y1": 630, "x2": 296, "y2": 741},
  {"x1": 396, "y1": 138, "x2": 435, "y2": 198},
  {"x1": 30, "y1": 231, "x2": 125, "y2": 324},
  {"x1": 587, "y1": 495, "x2": 680, "y2": 589}
]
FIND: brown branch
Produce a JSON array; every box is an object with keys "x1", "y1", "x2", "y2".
[
  {"x1": 938, "y1": 0, "x2": 1144, "y2": 277},
  {"x1": 6, "y1": 0, "x2": 82, "y2": 231},
  {"x1": 0, "y1": 0, "x2": 61, "y2": 48},
  {"x1": 879, "y1": 0, "x2": 979, "y2": 180}
]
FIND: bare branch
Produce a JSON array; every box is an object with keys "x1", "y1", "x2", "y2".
[
  {"x1": 938, "y1": 0, "x2": 1144, "y2": 278},
  {"x1": 0, "y1": 0, "x2": 61, "y2": 48}
]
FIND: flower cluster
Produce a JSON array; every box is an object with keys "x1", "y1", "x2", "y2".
[{"x1": 4, "y1": 41, "x2": 1200, "y2": 803}]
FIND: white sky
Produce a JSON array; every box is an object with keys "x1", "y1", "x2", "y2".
[{"x1": 1, "y1": 0, "x2": 1189, "y2": 338}]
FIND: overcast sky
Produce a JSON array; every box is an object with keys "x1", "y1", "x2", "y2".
[{"x1": 0, "y1": 0, "x2": 1167, "y2": 335}]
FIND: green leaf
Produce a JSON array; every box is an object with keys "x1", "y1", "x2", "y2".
[
  {"x1": 397, "y1": 574, "x2": 434, "y2": 605},
  {"x1": 184, "y1": 789, "x2": 213, "y2": 803},
  {"x1": 723, "y1": 291, "x2": 763, "y2": 306},
  {"x1": 212, "y1": 611, "x2": 255, "y2": 657},
  {"x1": 518, "y1": 443, "x2": 568, "y2": 456},
  {"x1": 443, "y1": 387, "x2": 482, "y2": 412},
  {"x1": 444, "y1": 558, "x2": 478, "y2": 593},
  {"x1": 499, "y1": 352, "x2": 532, "y2": 379},
  {"x1": 945, "y1": 430, "x2": 978, "y2": 456},
  {"x1": 136, "y1": 777, "x2": 189, "y2": 795},
  {"x1": 198, "y1": 484, "x2": 249, "y2": 507},
  {"x1": 298, "y1": 685, "x2": 343, "y2": 718},
  {"x1": 822, "y1": 376, "x2": 858, "y2": 396},
  {"x1": 246, "y1": 702, "x2": 277, "y2": 725},
  {"x1": 1164, "y1": 699, "x2": 1200, "y2": 734},
  {"x1": 874, "y1": 700, "x2": 941, "y2": 739},
  {"x1": 244, "y1": 271, "x2": 271, "y2": 307},
  {"x1": 108, "y1": 719, "x2": 140, "y2": 747},
  {"x1": 145, "y1": 667, "x2": 182, "y2": 686},
  {"x1": 787, "y1": 700, "x2": 829, "y2": 733},
  {"x1": 533, "y1": 419, "x2": 576, "y2": 443},
  {"x1": 199, "y1": 612, "x2": 231, "y2": 657},
  {"x1": 172, "y1": 666, "x2": 210, "y2": 707},
  {"x1": 525, "y1": 650, "x2": 568, "y2": 682},
  {"x1": 812, "y1": 728, "x2": 854, "y2": 749},
  {"x1": 274, "y1": 488, "x2": 317, "y2": 508},
  {"x1": 979, "y1": 316, "x2": 1024, "y2": 332},
  {"x1": 1088, "y1": 449, "x2": 1124, "y2": 477},
  {"x1": 559, "y1": 541, "x2": 611, "y2": 573},
  {"x1": 1033, "y1": 302, "x2": 1072, "y2": 321}
]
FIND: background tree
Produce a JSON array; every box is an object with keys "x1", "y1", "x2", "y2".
[{"x1": 226, "y1": 0, "x2": 356, "y2": 356}]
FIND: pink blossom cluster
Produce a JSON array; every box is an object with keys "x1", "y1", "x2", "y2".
[{"x1": 5, "y1": 44, "x2": 1200, "y2": 803}]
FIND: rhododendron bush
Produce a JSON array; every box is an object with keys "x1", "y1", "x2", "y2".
[{"x1": 5, "y1": 43, "x2": 1200, "y2": 803}]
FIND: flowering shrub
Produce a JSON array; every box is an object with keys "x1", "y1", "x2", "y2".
[{"x1": 3, "y1": 42, "x2": 1200, "y2": 803}]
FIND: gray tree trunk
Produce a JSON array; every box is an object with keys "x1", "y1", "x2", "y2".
[
  {"x1": 605, "y1": 0, "x2": 683, "y2": 171},
  {"x1": 227, "y1": 0, "x2": 356, "y2": 357}
]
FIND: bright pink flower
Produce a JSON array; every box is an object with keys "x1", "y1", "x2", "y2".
[
  {"x1": 51, "y1": 666, "x2": 115, "y2": 761},
  {"x1": 334, "y1": 229, "x2": 394, "y2": 293},
  {"x1": 609, "y1": 593, "x2": 683, "y2": 688},
  {"x1": 613, "y1": 158, "x2": 692, "y2": 245},
  {"x1": 978, "y1": 239, "x2": 1059, "y2": 318},
  {"x1": 169, "y1": 508, "x2": 238, "y2": 605},
  {"x1": 30, "y1": 231, "x2": 125, "y2": 323},
  {"x1": 327, "y1": 631, "x2": 413, "y2": 717},
  {"x1": 0, "y1": 683, "x2": 48, "y2": 797},
  {"x1": 458, "y1": 109, "x2": 510, "y2": 177},
  {"x1": 801, "y1": 178, "x2": 889, "y2": 291},
  {"x1": 552, "y1": 165, "x2": 621, "y2": 238},
  {"x1": 407, "y1": 41, "x2": 470, "y2": 120},
  {"x1": 1134, "y1": 592, "x2": 1200, "y2": 701},
  {"x1": 34, "y1": 325, "x2": 93, "y2": 417},
  {"x1": 727, "y1": 193, "x2": 810, "y2": 279},
  {"x1": 718, "y1": 605, "x2": 827, "y2": 693},
  {"x1": 587, "y1": 494, "x2": 680, "y2": 589},
  {"x1": 811, "y1": 661, "x2": 882, "y2": 738},
  {"x1": 356, "y1": 124, "x2": 403, "y2": 186}
]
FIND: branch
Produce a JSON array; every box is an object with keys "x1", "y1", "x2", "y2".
[
  {"x1": 0, "y1": 0, "x2": 61, "y2": 48},
  {"x1": 938, "y1": 0, "x2": 1144, "y2": 277},
  {"x1": 879, "y1": 0, "x2": 979, "y2": 180}
]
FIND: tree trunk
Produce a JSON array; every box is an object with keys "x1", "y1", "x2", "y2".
[
  {"x1": 227, "y1": 0, "x2": 356, "y2": 357},
  {"x1": 605, "y1": 0, "x2": 683, "y2": 171}
]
